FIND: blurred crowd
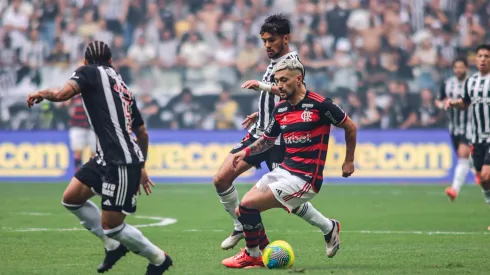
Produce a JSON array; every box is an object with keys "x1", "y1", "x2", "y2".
[{"x1": 0, "y1": 0, "x2": 489, "y2": 130}]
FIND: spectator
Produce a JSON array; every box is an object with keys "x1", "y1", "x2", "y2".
[
  {"x1": 214, "y1": 88, "x2": 239, "y2": 130},
  {"x1": 170, "y1": 88, "x2": 204, "y2": 129}
]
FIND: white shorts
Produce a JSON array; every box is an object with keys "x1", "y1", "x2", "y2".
[
  {"x1": 256, "y1": 167, "x2": 317, "y2": 212},
  {"x1": 69, "y1": 127, "x2": 96, "y2": 152}
]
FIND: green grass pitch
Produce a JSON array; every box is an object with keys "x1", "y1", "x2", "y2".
[{"x1": 1, "y1": 183, "x2": 489, "y2": 275}]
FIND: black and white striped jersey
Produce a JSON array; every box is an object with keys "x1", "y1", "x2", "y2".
[
  {"x1": 70, "y1": 65, "x2": 145, "y2": 166},
  {"x1": 439, "y1": 76, "x2": 471, "y2": 139},
  {"x1": 249, "y1": 51, "x2": 300, "y2": 145},
  {"x1": 462, "y1": 73, "x2": 490, "y2": 144}
]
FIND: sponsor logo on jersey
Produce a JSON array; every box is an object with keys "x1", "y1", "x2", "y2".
[
  {"x1": 284, "y1": 133, "x2": 311, "y2": 144},
  {"x1": 302, "y1": 103, "x2": 314, "y2": 108},
  {"x1": 325, "y1": 111, "x2": 338, "y2": 124},
  {"x1": 472, "y1": 97, "x2": 490, "y2": 104},
  {"x1": 277, "y1": 107, "x2": 288, "y2": 113}
]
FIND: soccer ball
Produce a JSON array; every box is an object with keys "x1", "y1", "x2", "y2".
[{"x1": 262, "y1": 240, "x2": 295, "y2": 269}]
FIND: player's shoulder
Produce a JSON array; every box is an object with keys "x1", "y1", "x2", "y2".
[
  {"x1": 73, "y1": 65, "x2": 99, "y2": 77},
  {"x1": 469, "y1": 73, "x2": 480, "y2": 80},
  {"x1": 274, "y1": 100, "x2": 287, "y2": 109},
  {"x1": 284, "y1": 51, "x2": 300, "y2": 61},
  {"x1": 306, "y1": 91, "x2": 326, "y2": 103}
]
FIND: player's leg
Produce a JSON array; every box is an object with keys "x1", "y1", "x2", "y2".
[
  {"x1": 214, "y1": 135, "x2": 257, "y2": 249},
  {"x1": 62, "y1": 159, "x2": 127, "y2": 273},
  {"x1": 222, "y1": 182, "x2": 283, "y2": 268},
  {"x1": 478, "y1": 145, "x2": 490, "y2": 209},
  {"x1": 101, "y1": 165, "x2": 172, "y2": 275},
  {"x1": 69, "y1": 127, "x2": 85, "y2": 171},
  {"x1": 446, "y1": 137, "x2": 472, "y2": 201},
  {"x1": 266, "y1": 145, "x2": 336, "y2": 250}
]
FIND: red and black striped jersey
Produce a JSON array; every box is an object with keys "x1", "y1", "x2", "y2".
[
  {"x1": 69, "y1": 95, "x2": 90, "y2": 128},
  {"x1": 263, "y1": 91, "x2": 348, "y2": 192}
]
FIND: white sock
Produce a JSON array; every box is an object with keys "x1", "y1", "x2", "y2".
[
  {"x1": 293, "y1": 202, "x2": 333, "y2": 235},
  {"x1": 482, "y1": 189, "x2": 490, "y2": 204},
  {"x1": 104, "y1": 223, "x2": 166, "y2": 265},
  {"x1": 246, "y1": 246, "x2": 260, "y2": 257},
  {"x1": 452, "y1": 158, "x2": 470, "y2": 193},
  {"x1": 63, "y1": 200, "x2": 120, "y2": 251},
  {"x1": 217, "y1": 186, "x2": 243, "y2": 231}
]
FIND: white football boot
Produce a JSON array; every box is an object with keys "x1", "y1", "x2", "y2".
[
  {"x1": 325, "y1": 219, "x2": 341, "y2": 258},
  {"x1": 221, "y1": 230, "x2": 245, "y2": 250}
]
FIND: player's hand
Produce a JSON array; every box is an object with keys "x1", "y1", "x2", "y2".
[
  {"x1": 26, "y1": 92, "x2": 44, "y2": 108},
  {"x1": 434, "y1": 99, "x2": 445, "y2": 110},
  {"x1": 241, "y1": 80, "x2": 260, "y2": 90},
  {"x1": 241, "y1": 112, "x2": 258, "y2": 129},
  {"x1": 342, "y1": 161, "x2": 355, "y2": 178},
  {"x1": 139, "y1": 168, "x2": 155, "y2": 196},
  {"x1": 231, "y1": 151, "x2": 246, "y2": 171},
  {"x1": 444, "y1": 99, "x2": 454, "y2": 110}
]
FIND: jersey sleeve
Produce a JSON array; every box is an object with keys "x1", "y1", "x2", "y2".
[
  {"x1": 263, "y1": 107, "x2": 281, "y2": 140},
  {"x1": 320, "y1": 98, "x2": 348, "y2": 126},
  {"x1": 438, "y1": 81, "x2": 446, "y2": 100},
  {"x1": 131, "y1": 98, "x2": 145, "y2": 128},
  {"x1": 70, "y1": 66, "x2": 96, "y2": 93},
  {"x1": 462, "y1": 78, "x2": 471, "y2": 105}
]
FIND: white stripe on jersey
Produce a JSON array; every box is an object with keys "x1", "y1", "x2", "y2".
[
  {"x1": 98, "y1": 67, "x2": 133, "y2": 163},
  {"x1": 466, "y1": 73, "x2": 490, "y2": 144},
  {"x1": 250, "y1": 51, "x2": 300, "y2": 145},
  {"x1": 444, "y1": 76, "x2": 470, "y2": 137}
]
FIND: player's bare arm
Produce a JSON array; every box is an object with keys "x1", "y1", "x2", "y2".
[
  {"x1": 241, "y1": 112, "x2": 258, "y2": 129},
  {"x1": 337, "y1": 117, "x2": 357, "y2": 178},
  {"x1": 241, "y1": 80, "x2": 281, "y2": 96},
  {"x1": 133, "y1": 124, "x2": 154, "y2": 195},
  {"x1": 26, "y1": 80, "x2": 81, "y2": 107},
  {"x1": 230, "y1": 137, "x2": 275, "y2": 170},
  {"x1": 445, "y1": 98, "x2": 469, "y2": 110}
]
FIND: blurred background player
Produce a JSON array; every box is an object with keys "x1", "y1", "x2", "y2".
[
  {"x1": 446, "y1": 44, "x2": 490, "y2": 230},
  {"x1": 26, "y1": 41, "x2": 172, "y2": 275},
  {"x1": 222, "y1": 58, "x2": 357, "y2": 268},
  {"x1": 65, "y1": 94, "x2": 97, "y2": 171},
  {"x1": 214, "y1": 14, "x2": 334, "y2": 252},
  {"x1": 435, "y1": 57, "x2": 474, "y2": 201}
]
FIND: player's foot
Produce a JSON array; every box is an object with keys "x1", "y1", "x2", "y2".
[
  {"x1": 222, "y1": 248, "x2": 263, "y2": 268},
  {"x1": 220, "y1": 230, "x2": 244, "y2": 250},
  {"x1": 324, "y1": 219, "x2": 341, "y2": 258},
  {"x1": 97, "y1": 244, "x2": 129, "y2": 273},
  {"x1": 445, "y1": 187, "x2": 458, "y2": 201},
  {"x1": 146, "y1": 254, "x2": 173, "y2": 275}
]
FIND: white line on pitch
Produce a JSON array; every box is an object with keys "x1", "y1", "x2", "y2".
[
  {"x1": 2, "y1": 216, "x2": 177, "y2": 232},
  {"x1": 179, "y1": 229, "x2": 490, "y2": 235}
]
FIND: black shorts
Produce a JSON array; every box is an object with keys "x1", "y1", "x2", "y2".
[
  {"x1": 101, "y1": 163, "x2": 142, "y2": 214},
  {"x1": 450, "y1": 134, "x2": 471, "y2": 151},
  {"x1": 230, "y1": 133, "x2": 285, "y2": 171},
  {"x1": 471, "y1": 143, "x2": 490, "y2": 172},
  {"x1": 74, "y1": 157, "x2": 105, "y2": 196}
]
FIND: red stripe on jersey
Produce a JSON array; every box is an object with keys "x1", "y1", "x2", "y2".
[
  {"x1": 281, "y1": 162, "x2": 323, "y2": 180},
  {"x1": 286, "y1": 143, "x2": 327, "y2": 154},
  {"x1": 307, "y1": 92, "x2": 325, "y2": 102},
  {"x1": 275, "y1": 110, "x2": 321, "y2": 125},
  {"x1": 263, "y1": 133, "x2": 277, "y2": 140},
  {"x1": 310, "y1": 132, "x2": 327, "y2": 193},
  {"x1": 282, "y1": 125, "x2": 330, "y2": 139},
  {"x1": 290, "y1": 156, "x2": 326, "y2": 166}
]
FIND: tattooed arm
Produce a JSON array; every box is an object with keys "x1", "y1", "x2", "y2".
[
  {"x1": 244, "y1": 137, "x2": 276, "y2": 156},
  {"x1": 27, "y1": 80, "x2": 81, "y2": 107}
]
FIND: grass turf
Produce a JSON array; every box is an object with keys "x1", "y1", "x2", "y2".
[{"x1": 0, "y1": 183, "x2": 489, "y2": 275}]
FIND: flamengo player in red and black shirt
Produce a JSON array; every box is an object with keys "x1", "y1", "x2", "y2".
[
  {"x1": 222, "y1": 59, "x2": 357, "y2": 268},
  {"x1": 65, "y1": 95, "x2": 97, "y2": 171}
]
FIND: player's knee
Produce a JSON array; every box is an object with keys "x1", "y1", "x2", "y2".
[
  {"x1": 213, "y1": 172, "x2": 232, "y2": 190},
  {"x1": 101, "y1": 213, "x2": 125, "y2": 230},
  {"x1": 62, "y1": 190, "x2": 85, "y2": 207},
  {"x1": 480, "y1": 171, "x2": 490, "y2": 183}
]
